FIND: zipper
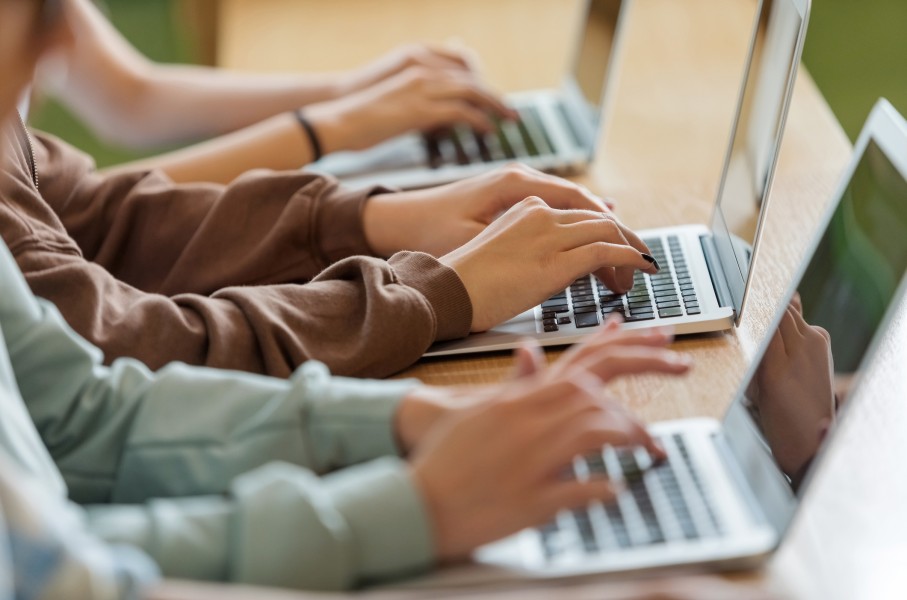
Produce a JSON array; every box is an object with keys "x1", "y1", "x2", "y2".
[{"x1": 15, "y1": 111, "x2": 39, "y2": 190}]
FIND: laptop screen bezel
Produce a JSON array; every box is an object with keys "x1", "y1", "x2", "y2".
[
  {"x1": 559, "y1": 0, "x2": 630, "y2": 158},
  {"x1": 720, "y1": 98, "x2": 907, "y2": 538},
  {"x1": 707, "y1": 0, "x2": 811, "y2": 322}
]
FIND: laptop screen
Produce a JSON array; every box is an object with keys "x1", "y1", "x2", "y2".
[
  {"x1": 562, "y1": 0, "x2": 623, "y2": 151},
  {"x1": 723, "y1": 128, "x2": 907, "y2": 533},
  {"x1": 572, "y1": 0, "x2": 622, "y2": 118},
  {"x1": 710, "y1": 0, "x2": 805, "y2": 315}
]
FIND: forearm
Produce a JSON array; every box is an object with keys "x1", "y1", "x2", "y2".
[
  {"x1": 86, "y1": 459, "x2": 435, "y2": 592},
  {"x1": 54, "y1": 0, "x2": 351, "y2": 149},
  {"x1": 104, "y1": 113, "x2": 315, "y2": 184}
]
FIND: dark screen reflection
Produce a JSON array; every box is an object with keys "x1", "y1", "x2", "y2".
[{"x1": 745, "y1": 141, "x2": 907, "y2": 489}]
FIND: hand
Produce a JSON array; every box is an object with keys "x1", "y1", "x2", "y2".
[
  {"x1": 395, "y1": 316, "x2": 690, "y2": 455},
  {"x1": 437, "y1": 196, "x2": 656, "y2": 332},
  {"x1": 748, "y1": 296, "x2": 835, "y2": 478},
  {"x1": 308, "y1": 63, "x2": 515, "y2": 154},
  {"x1": 363, "y1": 164, "x2": 617, "y2": 258},
  {"x1": 409, "y1": 373, "x2": 659, "y2": 561},
  {"x1": 338, "y1": 43, "x2": 481, "y2": 95}
]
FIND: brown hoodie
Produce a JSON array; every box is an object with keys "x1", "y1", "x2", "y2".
[{"x1": 0, "y1": 118, "x2": 472, "y2": 378}]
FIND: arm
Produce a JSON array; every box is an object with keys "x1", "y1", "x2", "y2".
[
  {"x1": 51, "y1": 0, "x2": 349, "y2": 149},
  {"x1": 49, "y1": 0, "x2": 506, "y2": 184},
  {"x1": 86, "y1": 459, "x2": 434, "y2": 592},
  {"x1": 0, "y1": 237, "x2": 421, "y2": 502}
]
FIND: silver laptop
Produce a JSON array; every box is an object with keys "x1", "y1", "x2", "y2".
[
  {"x1": 309, "y1": 0, "x2": 628, "y2": 190},
  {"x1": 413, "y1": 98, "x2": 907, "y2": 587},
  {"x1": 426, "y1": 0, "x2": 810, "y2": 357}
]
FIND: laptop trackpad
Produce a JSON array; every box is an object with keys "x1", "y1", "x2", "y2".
[{"x1": 310, "y1": 134, "x2": 428, "y2": 178}]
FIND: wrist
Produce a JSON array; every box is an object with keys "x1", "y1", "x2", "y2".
[
  {"x1": 395, "y1": 386, "x2": 450, "y2": 454},
  {"x1": 362, "y1": 193, "x2": 404, "y2": 257},
  {"x1": 305, "y1": 102, "x2": 353, "y2": 155}
]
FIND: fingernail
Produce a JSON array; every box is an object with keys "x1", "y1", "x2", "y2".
[{"x1": 641, "y1": 253, "x2": 660, "y2": 271}]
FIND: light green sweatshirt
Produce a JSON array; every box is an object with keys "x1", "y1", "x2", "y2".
[{"x1": 0, "y1": 238, "x2": 435, "y2": 592}]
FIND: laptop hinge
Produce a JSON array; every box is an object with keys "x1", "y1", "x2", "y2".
[{"x1": 700, "y1": 234, "x2": 734, "y2": 311}]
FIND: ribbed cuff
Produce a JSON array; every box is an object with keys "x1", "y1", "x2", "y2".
[
  {"x1": 296, "y1": 361, "x2": 420, "y2": 463},
  {"x1": 388, "y1": 251, "x2": 473, "y2": 341},
  {"x1": 325, "y1": 457, "x2": 435, "y2": 584},
  {"x1": 315, "y1": 178, "x2": 397, "y2": 263}
]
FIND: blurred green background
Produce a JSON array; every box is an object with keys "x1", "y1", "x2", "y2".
[{"x1": 29, "y1": 0, "x2": 907, "y2": 167}]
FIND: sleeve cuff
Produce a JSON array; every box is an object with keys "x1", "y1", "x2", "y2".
[
  {"x1": 388, "y1": 251, "x2": 473, "y2": 341},
  {"x1": 324, "y1": 457, "x2": 435, "y2": 584},
  {"x1": 296, "y1": 362, "x2": 420, "y2": 465},
  {"x1": 314, "y1": 178, "x2": 397, "y2": 263}
]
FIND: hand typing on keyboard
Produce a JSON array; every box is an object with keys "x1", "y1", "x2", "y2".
[
  {"x1": 397, "y1": 319, "x2": 691, "y2": 561},
  {"x1": 307, "y1": 51, "x2": 517, "y2": 154}
]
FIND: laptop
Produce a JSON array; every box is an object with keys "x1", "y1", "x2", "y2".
[
  {"x1": 309, "y1": 0, "x2": 629, "y2": 189},
  {"x1": 426, "y1": 0, "x2": 811, "y2": 357},
  {"x1": 410, "y1": 98, "x2": 907, "y2": 587}
]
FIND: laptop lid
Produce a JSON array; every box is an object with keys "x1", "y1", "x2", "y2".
[
  {"x1": 720, "y1": 99, "x2": 907, "y2": 537},
  {"x1": 708, "y1": 0, "x2": 810, "y2": 321},
  {"x1": 560, "y1": 0, "x2": 628, "y2": 157}
]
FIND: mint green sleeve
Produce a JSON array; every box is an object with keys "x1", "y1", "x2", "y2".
[
  {"x1": 6, "y1": 294, "x2": 419, "y2": 504},
  {"x1": 85, "y1": 458, "x2": 436, "y2": 591},
  {"x1": 0, "y1": 239, "x2": 437, "y2": 589}
]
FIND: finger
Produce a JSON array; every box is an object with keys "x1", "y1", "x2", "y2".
[
  {"x1": 426, "y1": 44, "x2": 475, "y2": 71},
  {"x1": 532, "y1": 408, "x2": 657, "y2": 477},
  {"x1": 433, "y1": 100, "x2": 496, "y2": 133},
  {"x1": 787, "y1": 304, "x2": 813, "y2": 339},
  {"x1": 535, "y1": 479, "x2": 619, "y2": 521},
  {"x1": 612, "y1": 216, "x2": 653, "y2": 258},
  {"x1": 562, "y1": 242, "x2": 653, "y2": 282},
  {"x1": 522, "y1": 170, "x2": 612, "y2": 213},
  {"x1": 577, "y1": 347, "x2": 693, "y2": 384},
  {"x1": 559, "y1": 216, "x2": 658, "y2": 278},
  {"x1": 790, "y1": 291, "x2": 803, "y2": 313},
  {"x1": 558, "y1": 319, "x2": 674, "y2": 365},
  {"x1": 431, "y1": 74, "x2": 516, "y2": 118},
  {"x1": 595, "y1": 266, "x2": 623, "y2": 293},
  {"x1": 511, "y1": 339, "x2": 547, "y2": 379},
  {"x1": 813, "y1": 325, "x2": 831, "y2": 344},
  {"x1": 777, "y1": 308, "x2": 800, "y2": 351}
]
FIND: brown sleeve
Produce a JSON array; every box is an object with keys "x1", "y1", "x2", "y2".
[
  {"x1": 1, "y1": 126, "x2": 472, "y2": 378},
  {"x1": 15, "y1": 244, "x2": 471, "y2": 378},
  {"x1": 33, "y1": 131, "x2": 391, "y2": 295}
]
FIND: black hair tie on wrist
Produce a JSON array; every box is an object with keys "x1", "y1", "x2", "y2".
[{"x1": 294, "y1": 109, "x2": 323, "y2": 162}]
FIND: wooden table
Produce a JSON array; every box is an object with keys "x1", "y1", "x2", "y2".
[{"x1": 218, "y1": 1, "x2": 907, "y2": 598}]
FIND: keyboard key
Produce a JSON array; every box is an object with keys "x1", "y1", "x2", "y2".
[
  {"x1": 659, "y1": 307, "x2": 685, "y2": 319},
  {"x1": 575, "y1": 311, "x2": 601, "y2": 328},
  {"x1": 473, "y1": 130, "x2": 493, "y2": 162},
  {"x1": 542, "y1": 303, "x2": 569, "y2": 313},
  {"x1": 543, "y1": 323, "x2": 559, "y2": 332},
  {"x1": 574, "y1": 305, "x2": 598, "y2": 315},
  {"x1": 558, "y1": 316, "x2": 572, "y2": 325},
  {"x1": 543, "y1": 318, "x2": 557, "y2": 327},
  {"x1": 657, "y1": 301, "x2": 681, "y2": 310},
  {"x1": 686, "y1": 306, "x2": 702, "y2": 315},
  {"x1": 626, "y1": 312, "x2": 655, "y2": 322},
  {"x1": 573, "y1": 300, "x2": 598, "y2": 310}
]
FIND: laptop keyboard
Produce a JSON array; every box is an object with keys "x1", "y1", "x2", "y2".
[
  {"x1": 539, "y1": 434, "x2": 724, "y2": 561},
  {"x1": 539, "y1": 236, "x2": 701, "y2": 333},
  {"x1": 423, "y1": 105, "x2": 557, "y2": 168}
]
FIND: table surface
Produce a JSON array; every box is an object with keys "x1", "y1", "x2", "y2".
[{"x1": 219, "y1": 1, "x2": 907, "y2": 598}]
